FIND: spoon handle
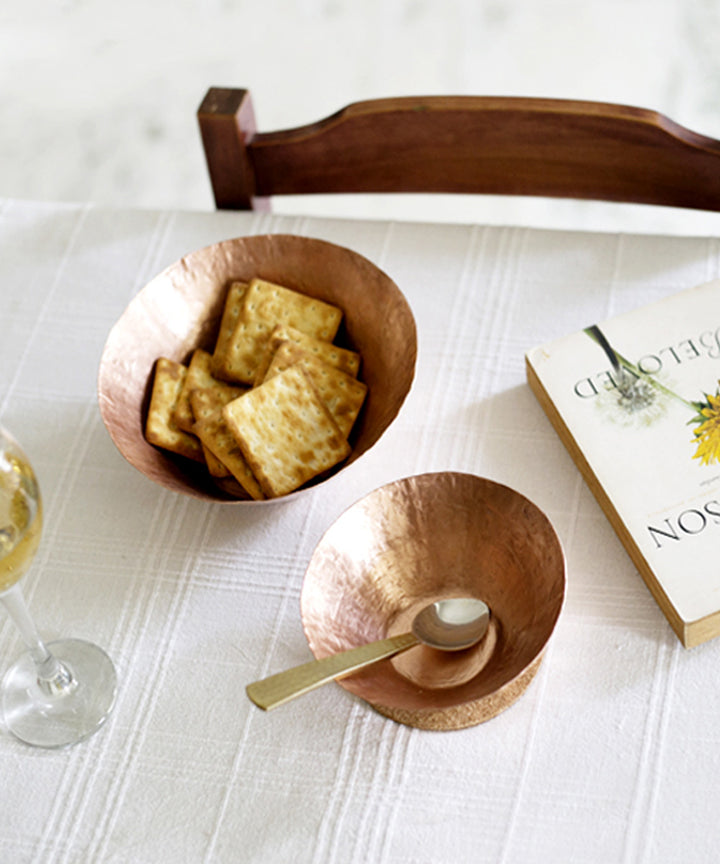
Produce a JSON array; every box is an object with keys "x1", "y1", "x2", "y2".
[{"x1": 246, "y1": 632, "x2": 419, "y2": 710}]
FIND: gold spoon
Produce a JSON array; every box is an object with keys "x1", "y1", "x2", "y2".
[{"x1": 246, "y1": 597, "x2": 490, "y2": 710}]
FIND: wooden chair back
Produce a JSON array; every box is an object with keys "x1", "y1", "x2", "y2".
[{"x1": 198, "y1": 87, "x2": 720, "y2": 213}]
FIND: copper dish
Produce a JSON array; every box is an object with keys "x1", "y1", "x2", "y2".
[
  {"x1": 300, "y1": 472, "x2": 565, "y2": 730},
  {"x1": 97, "y1": 234, "x2": 417, "y2": 503}
]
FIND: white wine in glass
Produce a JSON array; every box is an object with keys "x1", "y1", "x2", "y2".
[{"x1": 0, "y1": 426, "x2": 117, "y2": 748}]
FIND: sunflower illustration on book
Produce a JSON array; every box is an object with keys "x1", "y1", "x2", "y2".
[
  {"x1": 688, "y1": 389, "x2": 720, "y2": 465},
  {"x1": 585, "y1": 325, "x2": 720, "y2": 467}
]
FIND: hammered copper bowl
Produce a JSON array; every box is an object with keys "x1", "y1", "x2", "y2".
[
  {"x1": 97, "y1": 234, "x2": 417, "y2": 503},
  {"x1": 300, "y1": 472, "x2": 565, "y2": 730}
]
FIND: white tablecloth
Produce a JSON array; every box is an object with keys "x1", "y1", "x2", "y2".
[{"x1": 2, "y1": 198, "x2": 720, "y2": 863}]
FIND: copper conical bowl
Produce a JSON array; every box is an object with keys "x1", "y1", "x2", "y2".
[
  {"x1": 97, "y1": 234, "x2": 416, "y2": 503},
  {"x1": 300, "y1": 472, "x2": 565, "y2": 730}
]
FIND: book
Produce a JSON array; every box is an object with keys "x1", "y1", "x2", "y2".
[{"x1": 526, "y1": 278, "x2": 720, "y2": 648}]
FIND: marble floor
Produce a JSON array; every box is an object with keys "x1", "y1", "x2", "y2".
[{"x1": 4, "y1": 0, "x2": 720, "y2": 235}]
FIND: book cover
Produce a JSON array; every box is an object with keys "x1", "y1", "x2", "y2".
[{"x1": 526, "y1": 278, "x2": 720, "y2": 648}]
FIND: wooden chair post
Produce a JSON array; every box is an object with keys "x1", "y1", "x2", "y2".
[{"x1": 197, "y1": 87, "x2": 269, "y2": 210}]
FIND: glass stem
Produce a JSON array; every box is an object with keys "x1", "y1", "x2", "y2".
[{"x1": 0, "y1": 583, "x2": 75, "y2": 695}]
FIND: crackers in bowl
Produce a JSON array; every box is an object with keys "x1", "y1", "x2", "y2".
[{"x1": 144, "y1": 277, "x2": 366, "y2": 499}]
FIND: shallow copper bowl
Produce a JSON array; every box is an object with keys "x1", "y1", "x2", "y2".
[
  {"x1": 301, "y1": 472, "x2": 565, "y2": 730},
  {"x1": 97, "y1": 234, "x2": 417, "y2": 503}
]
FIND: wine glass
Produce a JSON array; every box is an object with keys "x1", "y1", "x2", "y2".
[{"x1": 0, "y1": 425, "x2": 117, "y2": 748}]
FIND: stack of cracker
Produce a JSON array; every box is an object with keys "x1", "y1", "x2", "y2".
[{"x1": 145, "y1": 278, "x2": 367, "y2": 499}]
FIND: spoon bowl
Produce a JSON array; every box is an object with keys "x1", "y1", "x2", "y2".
[
  {"x1": 413, "y1": 598, "x2": 490, "y2": 651},
  {"x1": 246, "y1": 597, "x2": 490, "y2": 711}
]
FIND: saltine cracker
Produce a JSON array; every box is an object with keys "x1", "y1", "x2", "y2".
[
  {"x1": 174, "y1": 348, "x2": 220, "y2": 432},
  {"x1": 253, "y1": 324, "x2": 360, "y2": 385},
  {"x1": 145, "y1": 358, "x2": 204, "y2": 462},
  {"x1": 261, "y1": 343, "x2": 367, "y2": 438},
  {"x1": 218, "y1": 278, "x2": 343, "y2": 384},
  {"x1": 222, "y1": 365, "x2": 351, "y2": 497},
  {"x1": 211, "y1": 281, "x2": 248, "y2": 380},
  {"x1": 190, "y1": 385, "x2": 244, "y2": 477}
]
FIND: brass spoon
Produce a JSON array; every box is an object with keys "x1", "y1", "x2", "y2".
[{"x1": 246, "y1": 597, "x2": 490, "y2": 710}]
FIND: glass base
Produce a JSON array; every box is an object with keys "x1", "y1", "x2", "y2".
[{"x1": 1, "y1": 638, "x2": 117, "y2": 748}]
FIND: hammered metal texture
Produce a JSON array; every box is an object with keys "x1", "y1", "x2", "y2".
[
  {"x1": 300, "y1": 472, "x2": 566, "y2": 730},
  {"x1": 97, "y1": 234, "x2": 417, "y2": 503}
]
